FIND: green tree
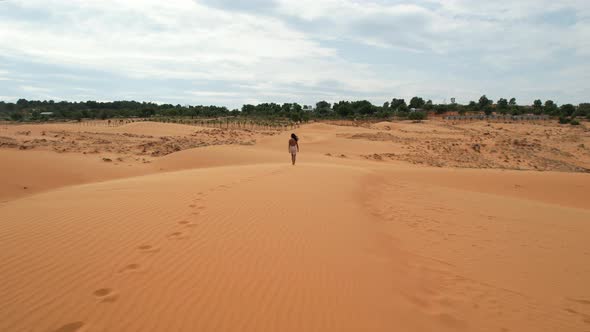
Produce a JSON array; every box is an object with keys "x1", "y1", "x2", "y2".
[
  {"x1": 508, "y1": 98, "x2": 519, "y2": 115},
  {"x1": 390, "y1": 98, "x2": 406, "y2": 111},
  {"x1": 315, "y1": 101, "x2": 332, "y2": 117},
  {"x1": 478, "y1": 95, "x2": 492, "y2": 110},
  {"x1": 376, "y1": 107, "x2": 392, "y2": 119},
  {"x1": 333, "y1": 101, "x2": 353, "y2": 117},
  {"x1": 397, "y1": 103, "x2": 409, "y2": 113},
  {"x1": 31, "y1": 110, "x2": 41, "y2": 121},
  {"x1": 409, "y1": 96, "x2": 425, "y2": 109},
  {"x1": 432, "y1": 104, "x2": 445, "y2": 114},
  {"x1": 301, "y1": 112, "x2": 311, "y2": 122},
  {"x1": 457, "y1": 105, "x2": 467, "y2": 115},
  {"x1": 351, "y1": 100, "x2": 374, "y2": 115},
  {"x1": 532, "y1": 99, "x2": 543, "y2": 115},
  {"x1": 72, "y1": 111, "x2": 83, "y2": 121},
  {"x1": 316, "y1": 100, "x2": 331, "y2": 109},
  {"x1": 408, "y1": 111, "x2": 426, "y2": 121},
  {"x1": 142, "y1": 108, "x2": 156, "y2": 118},
  {"x1": 574, "y1": 103, "x2": 590, "y2": 117},
  {"x1": 544, "y1": 100, "x2": 558, "y2": 115},
  {"x1": 497, "y1": 98, "x2": 509, "y2": 114},
  {"x1": 16, "y1": 98, "x2": 28, "y2": 110},
  {"x1": 560, "y1": 104, "x2": 576, "y2": 117},
  {"x1": 10, "y1": 112, "x2": 24, "y2": 121},
  {"x1": 241, "y1": 104, "x2": 256, "y2": 115}
]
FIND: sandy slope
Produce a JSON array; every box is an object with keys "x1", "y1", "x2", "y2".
[
  {"x1": 1, "y1": 121, "x2": 589, "y2": 332},
  {"x1": 0, "y1": 150, "x2": 153, "y2": 202}
]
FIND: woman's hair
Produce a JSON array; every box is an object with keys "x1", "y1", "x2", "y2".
[{"x1": 291, "y1": 133, "x2": 298, "y2": 141}]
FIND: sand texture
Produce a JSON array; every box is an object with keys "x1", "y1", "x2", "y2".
[{"x1": 1, "y1": 120, "x2": 589, "y2": 332}]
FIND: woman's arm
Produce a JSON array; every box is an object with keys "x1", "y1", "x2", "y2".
[{"x1": 296, "y1": 142, "x2": 299, "y2": 152}]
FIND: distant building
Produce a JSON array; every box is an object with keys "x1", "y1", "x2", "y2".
[
  {"x1": 451, "y1": 98, "x2": 456, "y2": 104},
  {"x1": 40, "y1": 112, "x2": 54, "y2": 116}
]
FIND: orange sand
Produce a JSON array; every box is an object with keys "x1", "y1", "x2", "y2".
[{"x1": 0, "y1": 120, "x2": 589, "y2": 332}]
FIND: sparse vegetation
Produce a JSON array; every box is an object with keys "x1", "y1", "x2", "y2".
[
  {"x1": 1, "y1": 96, "x2": 588, "y2": 124},
  {"x1": 408, "y1": 111, "x2": 426, "y2": 121}
]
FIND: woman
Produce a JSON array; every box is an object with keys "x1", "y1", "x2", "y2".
[{"x1": 288, "y1": 133, "x2": 299, "y2": 165}]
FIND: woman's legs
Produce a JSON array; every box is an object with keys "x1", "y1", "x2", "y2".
[{"x1": 291, "y1": 153, "x2": 296, "y2": 165}]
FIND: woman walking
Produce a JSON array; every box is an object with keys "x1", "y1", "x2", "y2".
[{"x1": 288, "y1": 133, "x2": 299, "y2": 165}]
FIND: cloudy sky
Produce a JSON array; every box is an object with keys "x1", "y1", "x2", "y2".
[{"x1": 0, "y1": 0, "x2": 589, "y2": 108}]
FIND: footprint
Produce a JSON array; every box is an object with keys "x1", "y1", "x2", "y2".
[
  {"x1": 168, "y1": 231, "x2": 187, "y2": 240},
  {"x1": 569, "y1": 298, "x2": 590, "y2": 305},
  {"x1": 93, "y1": 288, "x2": 118, "y2": 303},
  {"x1": 119, "y1": 263, "x2": 141, "y2": 273},
  {"x1": 178, "y1": 220, "x2": 197, "y2": 227},
  {"x1": 435, "y1": 313, "x2": 466, "y2": 328},
  {"x1": 101, "y1": 294, "x2": 119, "y2": 303},
  {"x1": 51, "y1": 322, "x2": 85, "y2": 332},
  {"x1": 94, "y1": 288, "x2": 112, "y2": 297},
  {"x1": 189, "y1": 204, "x2": 197, "y2": 208},
  {"x1": 137, "y1": 245, "x2": 159, "y2": 253}
]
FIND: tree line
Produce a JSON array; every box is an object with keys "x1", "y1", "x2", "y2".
[{"x1": 1, "y1": 96, "x2": 588, "y2": 122}]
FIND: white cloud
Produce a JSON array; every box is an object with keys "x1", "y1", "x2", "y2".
[
  {"x1": 19, "y1": 85, "x2": 51, "y2": 93},
  {"x1": 0, "y1": 71, "x2": 10, "y2": 81},
  {"x1": 0, "y1": 0, "x2": 589, "y2": 106},
  {"x1": 273, "y1": 0, "x2": 589, "y2": 58},
  {"x1": 0, "y1": 0, "x2": 336, "y2": 76}
]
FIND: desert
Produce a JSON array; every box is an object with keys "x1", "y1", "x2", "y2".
[{"x1": 1, "y1": 118, "x2": 589, "y2": 332}]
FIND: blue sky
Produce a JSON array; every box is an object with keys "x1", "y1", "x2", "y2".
[{"x1": 0, "y1": 0, "x2": 589, "y2": 109}]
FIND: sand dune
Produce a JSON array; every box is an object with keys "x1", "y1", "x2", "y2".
[
  {"x1": 0, "y1": 149, "x2": 153, "y2": 202},
  {"x1": 1, "y1": 120, "x2": 589, "y2": 331}
]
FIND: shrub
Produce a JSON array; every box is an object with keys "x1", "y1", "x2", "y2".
[
  {"x1": 570, "y1": 119, "x2": 580, "y2": 126},
  {"x1": 10, "y1": 112, "x2": 24, "y2": 121},
  {"x1": 395, "y1": 111, "x2": 408, "y2": 118},
  {"x1": 559, "y1": 116, "x2": 570, "y2": 124},
  {"x1": 408, "y1": 111, "x2": 426, "y2": 121}
]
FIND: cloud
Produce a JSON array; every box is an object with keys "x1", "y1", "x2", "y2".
[
  {"x1": 198, "y1": 0, "x2": 277, "y2": 12},
  {"x1": 0, "y1": 1, "x2": 333, "y2": 70},
  {"x1": 0, "y1": 69, "x2": 10, "y2": 81},
  {"x1": 19, "y1": 85, "x2": 51, "y2": 93},
  {"x1": 0, "y1": 0, "x2": 588, "y2": 107}
]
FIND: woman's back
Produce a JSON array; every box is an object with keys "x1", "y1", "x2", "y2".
[{"x1": 289, "y1": 134, "x2": 299, "y2": 165}]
